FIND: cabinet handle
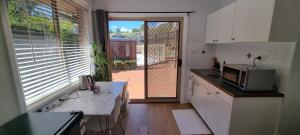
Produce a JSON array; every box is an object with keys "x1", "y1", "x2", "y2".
[
  {"x1": 213, "y1": 40, "x2": 215, "y2": 42},
  {"x1": 207, "y1": 92, "x2": 211, "y2": 95},
  {"x1": 216, "y1": 39, "x2": 219, "y2": 42},
  {"x1": 216, "y1": 91, "x2": 220, "y2": 94},
  {"x1": 231, "y1": 38, "x2": 235, "y2": 41}
]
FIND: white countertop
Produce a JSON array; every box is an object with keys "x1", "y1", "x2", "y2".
[{"x1": 50, "y1": 81, "x2": 126, "y2": 116}]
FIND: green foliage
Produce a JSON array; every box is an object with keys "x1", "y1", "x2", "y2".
[
  {"x1": 92, "y1": 43, "x2": 109, "y2": 81},
  {"x1": 113, "y1": 60, "x2": 136, "y2": 70},
  {"x1": 7, "y1": 0, "x2": 79, "y2": 42},
  {"x1": 116, "y1": 28, "x2": 121, "y2": 33},
  {"x1": 132, "y1": 28, "x2": 140, "y2": 32}
]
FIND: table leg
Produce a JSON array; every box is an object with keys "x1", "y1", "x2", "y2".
[
  {"x1": 98, "y1": 117, "x2": 102, "y2": 135},
  {"x1": 106, "y1": 115, "x2": 111, "y2": 135}
]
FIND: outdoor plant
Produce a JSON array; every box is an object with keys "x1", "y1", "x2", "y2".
[
  {"x1": 92, "y1": 43, "x2": 109, "y2": 81},
  {"x1": 114, "y1": 60, "x2": 125, "y2": 70},
  {"x1": 113, "y1": 60, "x2": 137, "y2": 70}
]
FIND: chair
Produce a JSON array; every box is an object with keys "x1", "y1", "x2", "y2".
[
  {"x1": 121, "y1": 81, "x2": 130, "y2": 116},
  {"x1": 85, "y1": 95, "x2": 124, "y2": 135}
]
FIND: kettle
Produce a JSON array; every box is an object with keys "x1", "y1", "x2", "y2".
[{"x1": 79, "y1": 75, "x2": 94, "y2": 90}]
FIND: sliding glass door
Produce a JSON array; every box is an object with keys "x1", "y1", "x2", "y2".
[
  {"x1": 108, "y1": 18, "x2": 183, "y2": 102},
  {"x1": 145, "y1": 18, "x2": 182, "y2": 101}
]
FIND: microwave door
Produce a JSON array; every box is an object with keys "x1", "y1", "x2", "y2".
[{"x1": 239, "y1": 71, "x2": 247, "y2": 90}]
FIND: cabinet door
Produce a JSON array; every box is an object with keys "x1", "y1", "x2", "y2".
[
  {"x1": 205, "y1": 11, "x2": 219, "y2": 43},
  {"x1": 193, "y1": 81, "x2": 209, "y2": 119},
  {"x1": 206, "y1": 94, "x2": 232, "y2": 135},
  {"x1": 187, "y1": 74, "x2": 194, "y2": 98},
  {"x1": 232, "y1": 0, "x2": 275, "y2": 42},
  {"x1": 218, "y1": 2, "x2": 235, "y2": 43}
]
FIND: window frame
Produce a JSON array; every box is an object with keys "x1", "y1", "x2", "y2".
[{"x1": 0, "y1": 0, "x2": 90, "y2": 111}]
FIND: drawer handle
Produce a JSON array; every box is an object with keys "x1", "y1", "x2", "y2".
[
  {"x1": 207, "y1": 92, "x2": 211, "y2": 95},
  {"x1": 216, "y1": 91, "x2": 220, "y2": 94}
]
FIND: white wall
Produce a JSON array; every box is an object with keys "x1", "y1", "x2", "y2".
[
  {"x1": 277, "y1": 37, "x2": 300, "y2": 135},
  {"x1": 220, "y1": 0, "x2": 235, "y2": 8},
  {"x1": 0, "y1": 10, "x2": 21, "y2": 126},
  {"x1": 91, "y1": 0, "x2": 221, "y2": 102},
  {"x1": 215, "y1": 42, "x2": 296, "y2": 93}
]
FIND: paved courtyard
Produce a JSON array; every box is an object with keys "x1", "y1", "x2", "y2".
[
  {"x1": 112, "y1": 69, "x2": 145, "y2": 99},
  {"x1": 112, "y1": 62, "x2": 177, "y2": 99}
]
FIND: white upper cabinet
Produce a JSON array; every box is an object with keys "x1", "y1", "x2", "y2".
[
  {"x1": 217, "y1": 2, "x2": 236, "y2": 43},
  {"x1": 205, "y1": 11, "x2": 219, "y2": 43},
  {"x1": 205, "y1": 0, "x2": 299, "y2": 43},
  {"x1": 232, "y1": 0, "x2": 275, "y2": 42}
]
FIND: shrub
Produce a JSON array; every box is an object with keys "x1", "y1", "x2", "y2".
[
  {"x1": 113, "y1": 60, "x2": 137, "y2": 70},
  {"x1": 114, "y1": 60, "x2": 124, "y2": 70}
]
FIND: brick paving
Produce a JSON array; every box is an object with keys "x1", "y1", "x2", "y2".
[
  {"x1": 112, "y1": 62, "x2": 177, "y2": 99},
  {"x1": 112, "y1": 69, "x2": 145, "y2": 99}
]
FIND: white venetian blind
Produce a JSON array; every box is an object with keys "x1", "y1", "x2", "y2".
[{"x1": 7, "y1": 0, "x2": 90, "y2": 105}]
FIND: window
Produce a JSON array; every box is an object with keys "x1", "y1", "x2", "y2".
[{"x1": 7, "y1": 0, "x2": 90, "y2": 105}]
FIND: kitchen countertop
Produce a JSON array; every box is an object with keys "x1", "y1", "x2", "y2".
[{"x1": 190, "y1": 69, "x2": 284, "y2": 97}]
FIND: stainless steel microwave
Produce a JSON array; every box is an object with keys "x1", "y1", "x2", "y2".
[{"x1": 222, "y1": 64, "x2": 276, "y2": 91}]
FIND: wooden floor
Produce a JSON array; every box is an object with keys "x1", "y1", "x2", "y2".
[{"x1": 110, "y1": 103, "x2": 194, "y2": 135}]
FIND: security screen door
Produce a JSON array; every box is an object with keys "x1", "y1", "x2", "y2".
[{"x1": 145, "y1": 18, "x2": 182, "y2": 101}]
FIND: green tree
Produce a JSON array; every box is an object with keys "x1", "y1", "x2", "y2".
[
  {"x1": 140, "y1": 24, "x2": 144, "y2": 32},
  {"x1": 116, "y1": 28, "x2": 121, "y2": 33},
  {"x1": 132, "y1": 28, "x2": 140, "y2": 33}
]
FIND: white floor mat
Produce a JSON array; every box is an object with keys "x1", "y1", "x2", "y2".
[{"x1": 172, "y1": 109, "x2": 211, "y2": 135}]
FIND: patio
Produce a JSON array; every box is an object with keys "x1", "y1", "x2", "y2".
[
  {"x1": 112, "y1": 61, "x2": 177, "y2": 100},
  {"x1": 112, "y1": 69, "x2": 145, "y2": 99}
]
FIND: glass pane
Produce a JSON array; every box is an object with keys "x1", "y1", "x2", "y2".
[
  {"x1": 146, "y1": 21, "x2": 180, "y2": 98},
  {"x1": 109, "y1": 20, "x2": 145, "y2": 99}
]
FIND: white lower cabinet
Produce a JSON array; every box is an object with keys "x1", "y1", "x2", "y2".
[
  {"x1": 206, "y1": 94, "x2": 231, "y2": 135},
  {"x1": 188, "y1": 71, "x2": 283, "y2": 135},
  {"x1": 193, "y1": 81, "x2": 208, "y2": 119}
]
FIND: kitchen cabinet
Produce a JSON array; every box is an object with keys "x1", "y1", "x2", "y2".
[
  {"x1": 206, "y1": 94, "x2": 231, "y2": 135},
  {"x1": 205, "y1": 2, "x2": 235, "y2": 43},
  {"x1": 217, "y1": 2, "x2": 235, "y2": 43},
  {"x1": 205, "y1": 0, "x2": 300, "y2": 43},
  {"x1": 193, "y1": 81, "x2": 209, "y2": 119},
  {"x1": 205, "y1": 11, "x2": 219, "y2": 43},
  {"x1": 232, "y1": 0, "x2": 275, "y2": 42},
  {"x1": 188, "y1": 71, "x2": 283, "y2": 135}
]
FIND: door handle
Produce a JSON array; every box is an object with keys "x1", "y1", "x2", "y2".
[{"x1": 177, "y1": 59, "x2": 182, "y2": 67}]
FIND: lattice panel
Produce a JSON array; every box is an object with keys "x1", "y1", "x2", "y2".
[{"x1": 146, "y1": 22, "x2": 180, "y2": 98}]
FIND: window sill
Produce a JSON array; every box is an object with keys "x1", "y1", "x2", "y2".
[{"x1": 27, "y1": 82, "x2": 79, "y2": 111}]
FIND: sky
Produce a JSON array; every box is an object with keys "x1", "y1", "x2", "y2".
[{"x1": 109, "y1": 21, "x2": 144, "y2": 32}]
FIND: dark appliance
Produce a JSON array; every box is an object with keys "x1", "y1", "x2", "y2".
[
  {"x1": 0, "y1": 112, "x2": 83, "y2": 135},
  {"x1": 222, "y1": 64, "x2": 275, "y2": 91}
]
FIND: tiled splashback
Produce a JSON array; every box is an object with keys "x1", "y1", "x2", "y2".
[{"x1": 215, "y1": 42, "x2": 296, "y2": 93}]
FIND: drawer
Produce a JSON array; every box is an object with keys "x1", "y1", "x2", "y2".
[
  {"x1": 190, "y1": 72, "x2": 210, "y2": 89},
  {"x1": 197, "y1": 76, "x2": 210, "y2": 89},
  {"x1": 210, "y1": 85, "x2": 233, "y2": 107}
]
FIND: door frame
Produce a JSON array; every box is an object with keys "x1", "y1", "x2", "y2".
[
  {"x1": 108, "y1": 17, "x2": 184, "y2": 103},
  {"x1": 144, "y1": 17, "x2": 183, "y2": 102}
]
